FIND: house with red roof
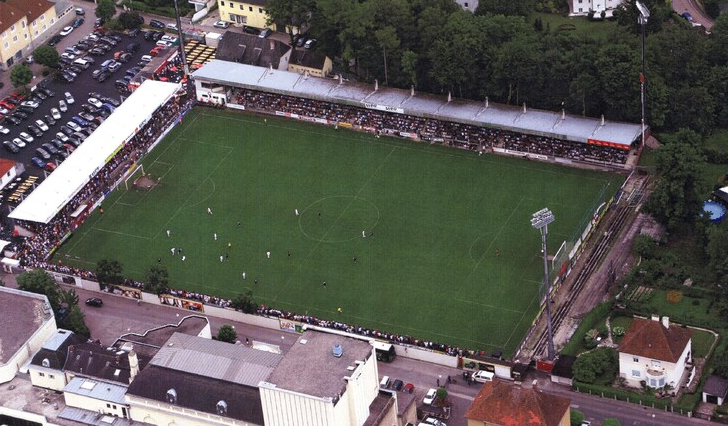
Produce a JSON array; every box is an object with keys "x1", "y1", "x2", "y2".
[
  {"x1": 464, "y1": 380, "x2": 571, "y2": 426},
  {"x1": 617, "y1": 316, "x2": 692, "y2": 389}
]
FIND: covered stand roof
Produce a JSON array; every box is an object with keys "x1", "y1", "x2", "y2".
[
  {"x1": 9, "y1": 81, "x2": 181, "y2": 224},
  {"x1": 193, "y1": 60, "x2": 642, "y2": 147}
]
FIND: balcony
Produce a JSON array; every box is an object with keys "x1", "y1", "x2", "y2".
[{"x1": 645, "y1": 368, "x2": 666, "y2": 388}]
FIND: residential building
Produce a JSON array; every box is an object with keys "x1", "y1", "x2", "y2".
[
  {"x1": 29, "y1": 329, "x2": 87, "y2": 391},
  {"x1": 465, "y1": 380, "x2": 571, "y2": 426},
  {"x1": 0, "y1": 286, "x2": 57, "y2": 383},
  {"x1": 569, "y1": 0, "x2": 624, "y2": 17},
  {"x1": 454, "y1": 0, "x2": 478, "y2": 12},
  {"x1": 217, "y1": 0, "x2": 275, "y2": 30},
  {"x1": 617, "y1": 316, "x2": 692, "y2": 389},
  {"x1": 0, "y1": 0, "x2": 62, "y2": 69},
  {"x1": 259, "y1": 329, "x2": 383, "y2": 426},
  {"x1": 216, "y1": 32, "x2": 288, "y2": 68},
  {"x1": 288, "y1": 50, "x2": 332, "y2": 78},
  {"x1": 0, "y1": 158, "x2": 23, "y2": 191}
]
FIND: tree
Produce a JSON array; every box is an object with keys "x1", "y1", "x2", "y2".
[
  {"x1": 96, "y1": 259, "x2": 124, "y2": 285},
  {"x1": 706, "y1": 226, "x2": 728, "y2": 286},
  {"x1": 10, "y1": 64, "x2": 32, "y2": 88},
  {"x1": 33, "y1": 45, "x2": 59, "y2": 67},
  {"x1": 60, "y1": 305, "x2": 91, "y2": 338},
  {"x1": 375, "y1": 26, "x2": 400, "y2": 85},
  {"x1": 400, "y1": 50, "x2": 418, "y2": 88},
  {"x1": 265, "y1": 0, "x2": 316, "y2": 45},
  {"x1": 570, "y1": 410, "x2": 585, "y2": 426},
  {"x1": 17, "y1": 269, "x2": 60, "y2": 313},
  {"x1": 96, "y1": 0, "x2": 116, "y2": 22},
  {"x1": 231, "y1": 288, "x2": 257, "y2": 314},
  {"x1": 59, "y1": 288, "x2": 79, "y2": 309},
  {"x1": 435, "y1": 387, "x2": 448, "y2": 401},
  {"x1": 633, "y1": 234, "x2": 657, "y2": 259},
  {"x1": 645, "y1": 130, "x2": 707, "y2": 229},
  {"x1": 118, "y1": 11, "x2": 143, "y2": 30},
  {"x1": 475, "y1": 0, "x2": 535, "y2": 16},
  {"x1": 144, "y1": 265, "x2": 169, "y2": 295},
  {"x1": 217, "y1": 324, "x2": 237, "y2": 343},
  {"x1": 573, "y1": 348, "x2": 617, "y2": 383}
]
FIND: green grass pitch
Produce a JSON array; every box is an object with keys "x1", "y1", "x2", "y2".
[{"x1": 55, "y1": 108, "x2": 624, "y2": 355}]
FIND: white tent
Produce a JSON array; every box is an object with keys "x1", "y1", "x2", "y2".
[{"x1": 9, "y1": 81, "x2": 181, "y2": 224}]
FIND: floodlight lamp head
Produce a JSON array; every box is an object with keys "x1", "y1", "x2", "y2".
[
  {"x1": 635, "y1": 1, "x2": 650, "y2": 19},
  {"x1": 532, "y1": 208, "x2": 550, "y2": 218}
]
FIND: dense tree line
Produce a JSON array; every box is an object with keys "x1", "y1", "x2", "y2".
[{"x1": 267, "y1": 0, "x2": 728, "y2": 134}]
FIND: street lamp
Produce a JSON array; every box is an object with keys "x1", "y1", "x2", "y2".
[
  {"x1": 531, "y1": 208, "x2": 555, "y2": 361},
  {"x1": 636, "y1": 1, "x2": 650, "y2": 149}
]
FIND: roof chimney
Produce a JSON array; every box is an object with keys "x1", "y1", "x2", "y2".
[
  {"x1": 447, "y1": 92, "x2": 452, "y2": 102},
  {"x1": 128, "y1": 350, "x2": 140, "y2": 383},
  {"x1": 651, "y1": 314, "x2": 659, "y2": 322},
  {"x1": 523, "y1": 102, "x2": 527, "y2": 113},
  {"x1": 339, "y1": 74, "x2": 343, "y2": 85},
  {"x1": 485, "y1": 97, "x2": 489, "y2": 108},
  {"x1": 662, "y1": 316, "x2": 670, "y2": 329},
  {"x1": 601, "y1": 114, "x2": 605, "y2": 126},
  {"x1": 374, "y1": 80, "x2": 378, "y2": 91},
  {"x1": 562, "y1": 108, "x2": 566, "y2": 120},
  {"x1": 411, "y1": 85, "x2": 415, "y2": 97}
]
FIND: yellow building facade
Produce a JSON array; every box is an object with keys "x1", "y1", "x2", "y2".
[
  {"x1": 0, "y1": 0, "x2": 59, "y2": 69},
  {"x1": 217, "y1": 0, "x2": 275, "y2": 30}
]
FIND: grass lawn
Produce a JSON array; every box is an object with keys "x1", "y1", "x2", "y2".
[
  {"x1": 638, "y1": 289, "x2": 728, "y2": 330},
  {"x1": 55, "y1": 108, "x2": 623, "y2": 355},
  {"x1": 691, "y1": 329, "x2": 716, "y2": 358},
  {"x1": 610, "y1": 315, "x2": 633, "y2": 344},
  {"x1": 530, "y1": 12, "x2": 620, "y2": 40}
]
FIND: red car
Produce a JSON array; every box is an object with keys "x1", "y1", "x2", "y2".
[
  {"x1": 0, "y1": 101, "x2": 15, "y2": 109},
  {"x1": 45, "y1": 162, "x2": 57, "y2": 172}
]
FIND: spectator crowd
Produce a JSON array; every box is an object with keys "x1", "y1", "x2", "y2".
[{"x1": 235, "y1": 89, "x2": 630, "y2": 164}]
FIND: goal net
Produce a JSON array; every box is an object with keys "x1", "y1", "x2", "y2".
[{"x1": 123, "y1": 164, "x2": 146, "y2": 191}]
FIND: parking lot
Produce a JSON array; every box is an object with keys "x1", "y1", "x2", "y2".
[{"x1": 0, "y1": 15, "x2": 170, "y2": 207}]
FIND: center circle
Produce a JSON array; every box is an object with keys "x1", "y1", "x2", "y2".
[{"x1": 299, "y1": 196, "x2": 380, "y2": 243}]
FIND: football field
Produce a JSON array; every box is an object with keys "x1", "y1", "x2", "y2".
[{"x1": 55, "y1": 108, "x2": 624, "y2": 355}]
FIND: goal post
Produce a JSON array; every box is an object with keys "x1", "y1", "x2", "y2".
[{"x1": 123, "y1": 164, "x2": 145, "y2": 191}]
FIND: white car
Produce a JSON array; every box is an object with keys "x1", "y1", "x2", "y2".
[
  {"x1": 51, "y1": 107, "x2": 62, "y2": 120},
  {"x1": 0, "y1": 107, "x2": 8, "y2": 115},
  {"x1": 21, "y1": 100, "x2": 40, "y2": 109},
  {"x1": 35, "y1": 120, "x2": 49, "y2": 132},
  {"x1": 19, "y1": 132, "x2": 34, "y2": 143},
  {"x1": 166, "y1": 23, "x2": 178, "y2": 30},
  {"x1": 88, "y1": 98, "x2": 103, "y2": 108},
  {"x1": 141, "y1": 55, "x2": 153, "y2": 62},
  {"x1": 421, "y1": 417, "x2": 446, "y2": 426},
  {"x1": 423, "y1": 388, "x2": 437, "y2": 405},
  {"x1": 471, "y1": 370, "x2": 494, "y2": 383},
  {"x1": 66, "y1": 121, "x2": 82, "y2": 132},
  {"x1": 64, "y1": 92, "x2": 75, "y2": 105},
  {"x1": 12, "y1": 138, "x2": 26, "y2": 149},
  {"x1": 56, "y1": 132, "x2": 69, "y2": 142},
  {"x1": 155, "y1": 40, "x2": 173, "y2": 47},
  {"x1": 59, "y1": 100, "x2": 68, "y2": 112},
  {"x1": 161, "y1": 35, "x2": 178, "y2": 43},
  {"x1": 0, "y1": 125, "x2": 9, "y2": 135},
  {"x1": 60, "y1": 52, "x2": 76, "y2": 61},
  {"x1": 213, "y1": 20, "x2": 229, "y2": 29},
  {"x1": 60, "y1": 26, "x2": 74, "y2": 36}
]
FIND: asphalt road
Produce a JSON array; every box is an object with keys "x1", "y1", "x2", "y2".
[{"x1": 672, "y1": 0, "x2": 716, "y2": 29}]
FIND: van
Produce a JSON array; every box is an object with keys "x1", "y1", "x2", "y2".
[
  {"x1": 471, "y1": 370, "x2": 494, "y2": 383},
  {"x1": 73, "y1": 58, "x2": 90, "y2": 69},
  {"x1": 379, "y1": 376, "x2": 391, "y2": 389}
]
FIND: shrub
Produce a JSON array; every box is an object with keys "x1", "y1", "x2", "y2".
[
  {"x1": 666, "y1": 290, "x2": 683, "y2": 303},
  {"x1": 570, "y1": 410, "x2": 584, "y2": 426},
  {"x1": 573, "y1": 348, "x2": 618, "y2": 384},
  {"x1": 612, "y1": 326, "x2": 625, "y2": 337}
]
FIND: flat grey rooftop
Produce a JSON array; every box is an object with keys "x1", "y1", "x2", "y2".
[
  {"x1": 0, "y1": 287, "x2": 52, "y2": 364},
  {"x1": 63, "y1": 377, "x2": 128, "y2": 404},
  {"x1": 150, "y1": 333, "x2": 282, "y2": 387},
  {"x1": 59, "y1": 407, "x2": 153, "y2": 426},
  {"x1": 265, "y1": 331, "x2": 374, "y2": 400}
]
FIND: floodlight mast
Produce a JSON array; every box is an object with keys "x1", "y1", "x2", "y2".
[
  {"x1": 531, "y1": 208, "x2": 556, "y2": 361},
  {"x1": 636, "y1": 1, "x2": 650, "y2": 150}
]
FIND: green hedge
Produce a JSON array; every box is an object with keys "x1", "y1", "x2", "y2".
[
  {"x1": 561, "y1": 302, "x2": 612, "y2": 356},
  {"x1": 573, "y1": 381, "x2": 673, "y2": 411}
]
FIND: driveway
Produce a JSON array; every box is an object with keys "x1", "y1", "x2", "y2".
[{"x1": 672, "y1": 0, "x2": 715, "y2": 30}]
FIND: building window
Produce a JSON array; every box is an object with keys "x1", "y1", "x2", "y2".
[
  {"x1": 464, "y1": 2, "x2": 468, "y2": 6},
  {"x1": 113, "y1": 405, "x2": 117, "y2": 409},
  {"x1": 107, "y1": 404, "x2": 111, "y2": 408},
  {"x1": 633, "y1": 357, "x2": 639, "y2": 362},
  {"x1": 51, "y1": 18, "x2": 55, "y2": 24},
  {"x1": 40, "y1": 14, "x2": 45, "y2": 21},
  {"x1": 220, "y1": 1, "x2": 224, "y2": 5},
  {"x1": 49, "y1": 374, "x2": 54, "y2": 379},
  {"x1": 39, "y1": 372, "x2": 45, "y2": 377},
  {"x1": 578, "y1": 7, "x2": 583, "y2": 12},
  {"x1": 3, "y1": 42, "x2": 8, "y2": 48},
  {"x1": 249, "y1": 6, "x2": 253, "y2": 11},
  {"x1": 42, "y1": 25, "x2": 47, "y2": 30},
  {"x1": 258, "y1": 7, "x2": 263, "y2": 13},
  {"x1": 13, "y1": 35, "x2": 18, "y2": 42},
  {"x1": 10, "y1": 25, "x2": 15, "y2": 32},
  {"x1": 24, "y1": 34, "x2": 28, "y2": 40},
  {"x1": 21, "y1": 21, "x2": 26, "y2": 28},
  {"x1": 631, "y1": 370, "x2": 640, "y2": 377},
  {"x1": 651, "y1": 360, "x2": 661, "y2": 368},
  {"x1": 2, "y1": 31, "x2": 6, "y2": 38}
]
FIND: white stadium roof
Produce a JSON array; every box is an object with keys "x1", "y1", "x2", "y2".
[
  {"x1": 9, "y1": 80, "x2": 180, "y2": 224},
  {"x1": 192, "y1": 59, "x2": 643, "y2": 147}
]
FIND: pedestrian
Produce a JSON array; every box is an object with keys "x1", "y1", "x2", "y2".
[
  {"x1": 220, "y1": 255, "x2": 224, "y2": 262},
  {"x1": 318, "y1": 212, "x2": 321, "y2": 218},
  {"x1": 245, "y1": 337, "x2": 250, "y2": 345},
  {"x1": 437, "y1": 378, "x2": 440, "y2": 387},
  {"x1": 322, "y1": 281, "x2": 327, "y2": 289},
  {"x1": 157, "y1": 257, "x2": 161, "y2": 263},
  {"x1": 287, "y1": 250, "x2": 291, "y2": 258},
  {"x1": 295, "y1": 209, "x2": 299, "y2": 216},
  {"x1": 237, "y1": 220, "x2": 241, "y2": 227},
  {"x1": 100, "y1": 207, "x2": 104, "y2": 215},
  {"x1": 353, "y1": 256, "x2": 357, "y2": 263},
  {"x1": 370, "y1": 231, "x2": 374, "y2": 238},
  {"x1": 178, "y1": 248, "x2": 183, "y2": 254},
  {"x1": 137, "y1": 299, "x2": 141, "y2": 306},
  {"x1": 362, "y1": 230, "x2": 366, "y2": 238},
  {"x1": 264, "y1": 118, "x2": 267, "y2": 125},
  {"x1": 447, "y1": 375, "x2": 451, "y2": 384},
  {"x1": 266, "y1": 251, "x2": 270, "y2": 259},
  {"x1": 166, "y1": 229, "x2": 171, "y2": 237},
  {"x1": 207, "y1": 207, "x2": 213, "y2": 215},
  {"x1": 228, "y1": 242, "x2": 232, "y2": 249},
  {"x1": 182, "y1": 255, "x2": 186, "y2": 261},
  {"x1": 495, "y1": 249, "x2": 500, "y2": 257},
  {"x1": 171, "y1": 247, "x2": 175, "y2": 255},
  {"x1": 254, "y1": 279, "x2": 258, "y2": 284},
  {"x1": 225, "y1": 253, "x2": 229, "y2": 261},
  {"x1": 242, "y1": 272, "x2": 246, "y2": 280},
  {"x1": 337, "y1": 307, "x2": 343, "y2": 313},
  {"x1": 214, "y1": 233, "x2": 218, "y2": 241}
]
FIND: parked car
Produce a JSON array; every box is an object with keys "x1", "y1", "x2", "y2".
[
  {"x1": 48, "y1": 35, "x2": 62, "y2": 46},
  {"x1": 72, "y1": 17, "x2": 84, "y2": 28},
  {"x1": 35, "y1": 147, "x2": 51, "y2": 160},
  {"x1": 86, "y1": 297, "x2": 103, "y2": 307},
  {"x1": 243, "y1": 26, "x2": 260, "y2": 35},
  {"x1": 42, "y1": 143, "x2": 58, "y2": 155},
  {"x1": 66, "y1": 121, "x2": 82, "y2": 132},
  {"x1": 44, "y1": 115, "x2": 56, "y2": 126},
  {"x1": 75, "y1": 7, "x2": 85, "y2": 15},
  {"x1": 18, "y1": 132, "x2": 34, "y2": 143},
  {"x1": 471, "y1": 370, "x2": 494, "y2": 383},
  {"x1": 213, "y1": 20, "x2": 229, "y2": 29},
  {"x1": 60, "y1": 26, "x2": 74, "y2": 37},
  {"x1": 423, "y1": 388, "x2": 437, "y2": 405},
  {"x1": 392, "y1": 379, "x2": 404, "y2": 391},
  {"x1": 129, "y1": 28, "x2": 140, "y2": 38},
  {"x1": 27, "y1": 125, "x2": 43, "y2": 138},
  {"x1": 31, "y1": 157, "x2": 45, "y2": 168},
  {"x1": 165, "y1": 22, "x2": 178, "y2": 31},
  {"x1": 295, "y1": 35, "x2": 308, "y2": 48},
  {"x1": 38, "y1": 87, "x2": 55, "y2": 97},
  {"x1": 304, "y1": 38, "x2": 317, "y2": 49},
  {"x1": 108, "y1": 61, "x2": 122, "y2": 72},
  {"x1": 259, "y1": 28, "x2": 272, "y2": 38},
  {"x1": 58, "y1": 100, "x2": 68, "y2": 112},
  {"x1": 3, "y1": 141, "x2": 19, "y2": 153},
  {"x1": 149, "y1": 19, "x2": 165, "y2": 28},
  {"x1": 64, "y1": 92, "x2": 75, "y2": 105},
  {"x1": 421, "y1": 417, "x2": 447, "y2": 426},
  {"x1": 12, "y1": 138, "x2": 26, "y2": 149}
]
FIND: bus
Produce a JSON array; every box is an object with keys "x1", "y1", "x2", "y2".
[{"x1": 372, "y1": 340, "x2": 396, "y2": 363}]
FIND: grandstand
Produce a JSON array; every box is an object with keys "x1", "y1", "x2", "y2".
[{"x1": 191, "y1": 60, "x2": 644, "y2": 168}]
